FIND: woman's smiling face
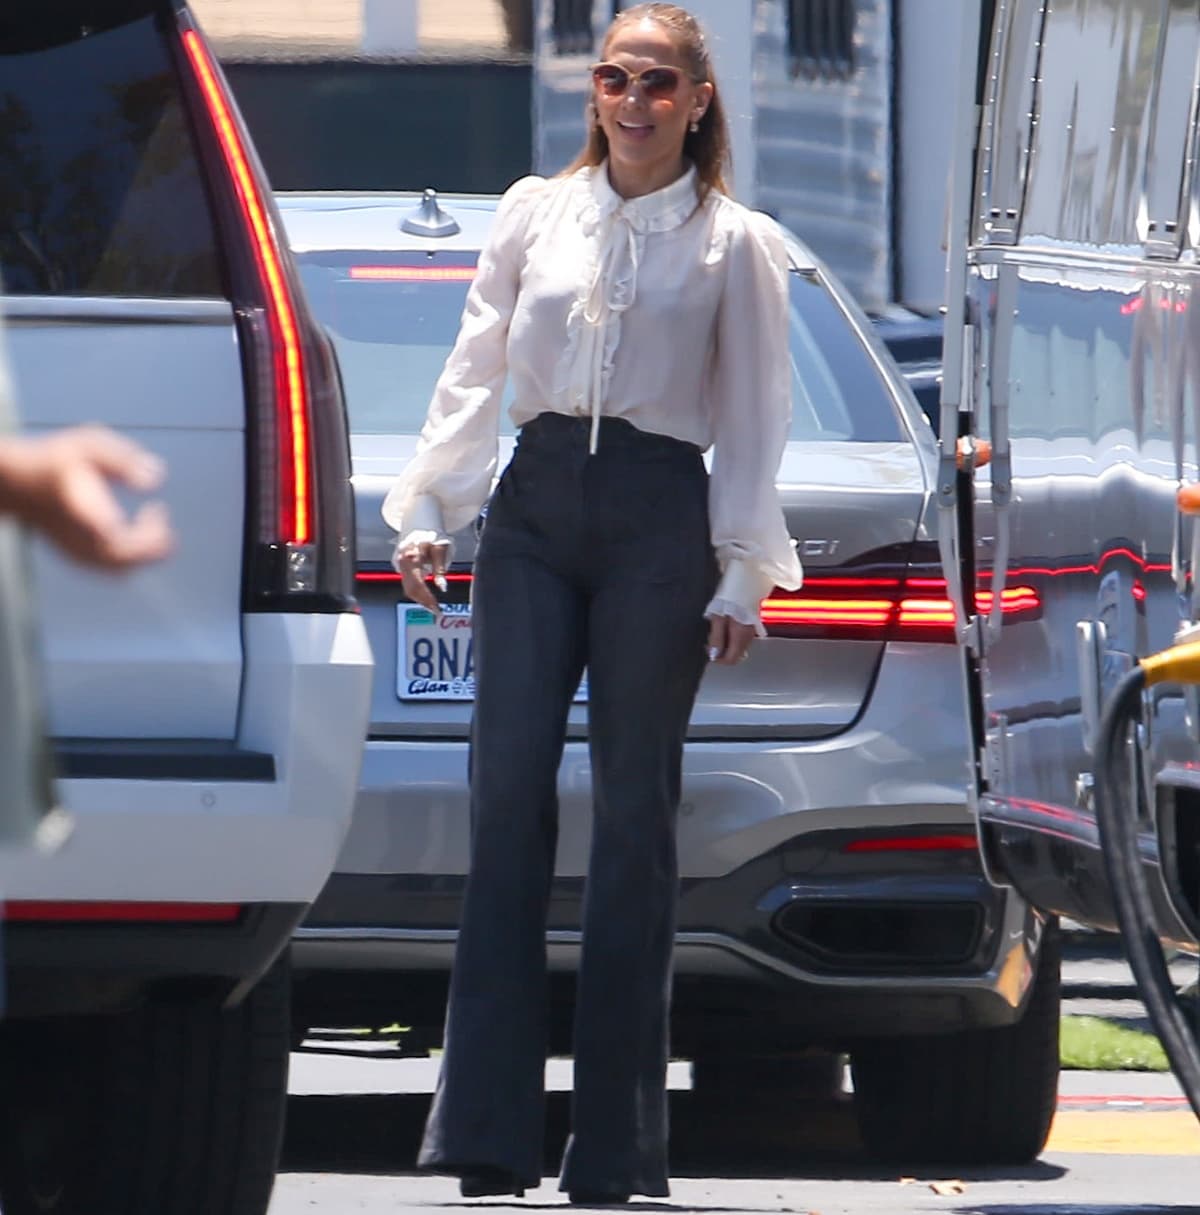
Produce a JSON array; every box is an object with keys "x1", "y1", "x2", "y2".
[{"x1": 593, "y1": 18, "x2": 713, "y2": 197}]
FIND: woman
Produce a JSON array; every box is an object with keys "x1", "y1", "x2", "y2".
[{"x1": 383, "y1": 3, "x2": 803, "y2": 1202}]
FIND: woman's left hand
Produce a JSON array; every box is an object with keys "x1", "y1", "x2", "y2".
[{"x1": 707, "y1": 614, "x2": 756, "y2": 665}]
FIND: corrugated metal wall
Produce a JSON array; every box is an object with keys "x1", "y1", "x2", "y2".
[
  {"x1": 533, "y1": 0, "x2": 611, "y2": 176},
  {"x1": 532, "y1": 0, "x2": 894, "y2": 310},
  {"x1": 755, "y1": 0, "x2": 892, "y2": 309}
]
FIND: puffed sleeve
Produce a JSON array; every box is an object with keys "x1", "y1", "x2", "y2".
[
  {"x1": 381, "y1": 174, "x2": 547, "y2": 540},
  {"x1": 705, "y1": 208, "x2": 805, "y2": 631}
]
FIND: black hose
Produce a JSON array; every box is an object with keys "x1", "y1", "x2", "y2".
[{"x1": 1094, "y1": 664, "x2": 1200, "y2": 1119}]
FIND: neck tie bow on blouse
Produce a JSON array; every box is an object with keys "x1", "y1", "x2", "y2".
[
  {"x1": 582, "y1": 209, "x2": 643, "y2": 453},
  {"x1": 573, "y1": 163, "x2": 700, "y2": 453}
]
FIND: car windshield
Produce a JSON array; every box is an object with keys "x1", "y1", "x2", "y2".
[{"x1": 297, "y1": 253, "x2": 901, "y2": 441}]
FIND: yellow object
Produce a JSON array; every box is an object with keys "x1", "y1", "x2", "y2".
[
  {"x1": 1047, "y1": 1111, "x2": 1200, "y2": 1155},
  {"x1": 1141, "y1": 641, "x2": 1200, "y2": 687}
]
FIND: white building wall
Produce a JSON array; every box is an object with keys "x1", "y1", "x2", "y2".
[
  {"x1": 532, "y1": 0, "x2": 611, "y2": 177},
  {"x1": 895, "y1": 0, "x2": 965, "y2": 311},
  {"x1": 753, "y1": 0, "x2": 892, "y2": 309}
]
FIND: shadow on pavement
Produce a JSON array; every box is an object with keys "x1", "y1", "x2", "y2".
[{"x1": 281, "y1": 1091, "x2": 1067, "y2": 1184}]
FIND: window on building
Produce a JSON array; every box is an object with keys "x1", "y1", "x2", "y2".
[{"x1": 787, "y1": 0, "x2": 856, "y2": 80}]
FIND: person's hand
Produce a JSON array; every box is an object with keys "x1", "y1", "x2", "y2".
[
  {"x1": 707, "y1": 613, "x2": 756, "y2": 665},
  {"x1": 0, "y1": 426, "x2": 174, "y2": 570},
  {"x1": 392, "y1": 533, "x2": 452, "y2": 614}
]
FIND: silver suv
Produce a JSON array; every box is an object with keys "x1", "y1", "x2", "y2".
[
  {"x1": 0, "y1": 5, "x2": 373, "y2": 1213},
  {"x1": 280, "y1": 188, "x2": 1056, "y2": 1166}
]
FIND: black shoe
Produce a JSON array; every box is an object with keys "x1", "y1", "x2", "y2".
[
  {"x1": 567, "y1": 1192, "x2": 631, "y2": 1206},
  {"x1": 459, "y1": 1168, "x2": 526, "y2": 1199}
]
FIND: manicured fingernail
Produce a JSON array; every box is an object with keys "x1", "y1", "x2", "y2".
[{"x1": 708, "y1": 646, "x2": 720, "y2": 661}]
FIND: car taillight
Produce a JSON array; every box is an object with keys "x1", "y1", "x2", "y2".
[
  {"x1": 354, "y1": 566, "x2": 1041, "y2": 639},
  {"x1": 172, "y1": 18, "x2": 355, "y2": 611},
  {"x1": 842, "y1": 834, "x2": 978, "y2": 854},
  {"x1": 2, "y1": 901, "x2": 243, "y2": 924},
  {"x1": 348, "y1": 266, "x2": 478, "y2": 282},
  {"x1": 761, "y1": 576, "x2": 1041, "y2": 641}
]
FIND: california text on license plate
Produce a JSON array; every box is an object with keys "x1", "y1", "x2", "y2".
[{"x1": 396, "y1": 603, "x2": 587, "y2": 701}]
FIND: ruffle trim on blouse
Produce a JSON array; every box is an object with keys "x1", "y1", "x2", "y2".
[
  {"x1": 391, "y1": 528, "x2": 455, "y2": 573},
  {"x1": 703, "y1": 595, "x2": 768, "y2": 638},
  {"x1": 552, "y1": 165, "x2": 703, "y2": 449},
  {"x1": 706, "y1": 547, "x2": 805, "y2": 632}
]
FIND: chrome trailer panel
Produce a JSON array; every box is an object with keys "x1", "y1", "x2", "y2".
[{"x1": 945, "y1": 0, "x2": 1200, "y2": 948}]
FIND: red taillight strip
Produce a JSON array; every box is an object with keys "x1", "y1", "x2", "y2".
[
  {"x1": 181, "y1": 30, "x2": 311, "y2": 546},
  {"x1": 359, "y1": 571, "x2": 1041, "y2": 635},
  {"x1": 897, "y1": 597, "x2": 958, "y2": 624},
  {"x1": 843, "y1": 835, "x2": 977, "y2": 854},
  {"x1": 760, "y1": 580, "x2": 1041, "y2": 636},
  {"x1": 762, "y1": 597, "x2": 894, "y2": 626},
  {"x1": 356, "y1": 571, "x2": 474, "y2": 584},
  {"x1": 349, "y1": 266, "x2": 477, "y2": 282},
  {"x1": 3, "y1": 901, "x2": 242, "y2": 924}
]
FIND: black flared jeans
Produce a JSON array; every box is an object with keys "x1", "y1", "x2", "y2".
[{"x1": 417, "y1": 412, "x2": 716, "y2": 1196}]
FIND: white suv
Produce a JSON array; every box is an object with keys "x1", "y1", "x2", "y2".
[{"x1": 0, "y1": 4, "x2": 373, "y2": 1213}]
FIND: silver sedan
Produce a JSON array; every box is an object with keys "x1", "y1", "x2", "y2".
[{"x1": 278, "y1": 188, "x2": 1056, "y2": 1165}]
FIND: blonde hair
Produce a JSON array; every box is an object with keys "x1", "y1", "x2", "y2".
[{"x1": 563, "y1": 3, "x2": 732, "y2": 203}]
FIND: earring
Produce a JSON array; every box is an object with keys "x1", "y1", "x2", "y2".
[{"x1": 689, "y1": 118, "x2": 700, "y2": 133}]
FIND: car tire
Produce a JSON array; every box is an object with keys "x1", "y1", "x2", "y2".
[
  {"x1": 850, "y1": 921, "x2": 1061, "y2": 1165},
  {"x1": 0, "y1": 953, "x2": 291, "y2": 1215}
]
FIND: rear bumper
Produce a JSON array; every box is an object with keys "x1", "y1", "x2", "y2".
[
  {"x1": 336, "y1": 640, "x2": 974, "y2": 881},
  {"x1": 0, "y1": 613, "x2": 373, "y2": 1015},
  {"x1": 2, "y1": 902, "x2": 305, "y2": 1017},
  {"x1": 294, "y1": 640, "x2": 1042, "y2": 1037},
  {"x1": 0, "y1": 613, "x2": 374, "y2": 906},
  {"x1": 297, "y1": 826, "x2": 1039, "y2": 1037},
  {"x1": 294, "y1": 869, "x2": 1037, "y2": 1038}
]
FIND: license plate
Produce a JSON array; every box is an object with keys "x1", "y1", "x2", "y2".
[{"x1": 396, "y1": 603, "x2": 587, "y2": 701}]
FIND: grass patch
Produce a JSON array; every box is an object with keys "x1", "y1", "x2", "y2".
[{"x1": 1061, "y1": 1015, "x2": 1169, "y2": 1071}]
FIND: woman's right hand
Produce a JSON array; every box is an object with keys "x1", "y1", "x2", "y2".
[{"x1": 392, "y1": 533, "x2": 453, "y2": 613}]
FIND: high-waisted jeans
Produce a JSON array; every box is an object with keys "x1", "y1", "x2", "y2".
[{"x1": 417, "y1": 412, "x2": 717, "y2": 1196}]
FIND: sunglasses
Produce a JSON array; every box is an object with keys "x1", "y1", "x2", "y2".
[{"x1": 591, "y1": 62, "x2": 692, "y2": 101}]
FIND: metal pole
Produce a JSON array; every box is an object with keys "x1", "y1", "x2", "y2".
[{"x1": 934, "y1": 0, "x2": 984, "y2": 647}]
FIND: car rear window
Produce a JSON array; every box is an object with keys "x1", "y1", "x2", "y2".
[
  {"x1": 296, "y1": 251, "x2": 902, "y2": 442},
  {"x1": 787, "y1": 272, "x2": 902, "y2": 442},
  {"x1": 0, "y1": 10, "x2": 223, "y2": 298},
  {"x1": 296, "y1": 254, "x2": 509, "y2": 436}
]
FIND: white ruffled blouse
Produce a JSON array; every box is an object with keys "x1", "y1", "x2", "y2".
[{"x1": 382, "y1": 161, "x2": 804, "y2": 627}]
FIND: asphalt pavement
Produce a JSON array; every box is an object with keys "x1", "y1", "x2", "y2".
[{"x1": 271, "y1": 937, "x2": 1200, "y2": 1212}]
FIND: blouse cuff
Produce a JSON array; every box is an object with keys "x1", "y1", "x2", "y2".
[
  {"x1": 704, "y1": 558, "x2": 778, "y2": 636},
  {"x1": 403, "y1": 493, "x2": 447, "y2": 537},
  {"x1": 391, "y1": 496, "x2": 455, "y2": 572}
]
